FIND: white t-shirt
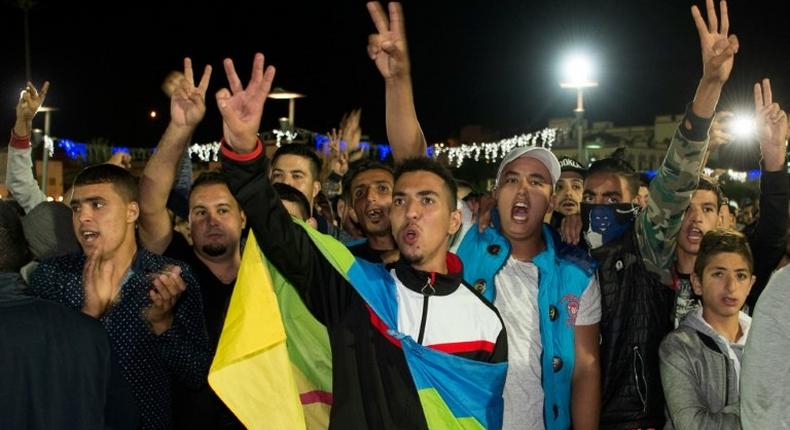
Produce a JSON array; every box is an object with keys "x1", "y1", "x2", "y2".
[{"x1": 494, "y1": 257, "x2": 601, "y2": 430}]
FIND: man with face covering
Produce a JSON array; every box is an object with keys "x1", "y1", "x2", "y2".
[{"x1": 558, "y1": 1, "x2": 741, "y2": 427}]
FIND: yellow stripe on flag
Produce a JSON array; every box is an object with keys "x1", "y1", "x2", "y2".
[{"x1": 208, "y1": 232, "x2": 306, "y2": 429}]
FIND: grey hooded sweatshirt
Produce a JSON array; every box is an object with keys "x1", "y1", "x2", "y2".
[{"x1": 659, "y1": 308, "x2": 751, "y2": 430}]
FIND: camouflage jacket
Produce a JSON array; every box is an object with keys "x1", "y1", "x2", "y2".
[{"x1": 636, "y1": 110, "x2": 711, "y2": 286}]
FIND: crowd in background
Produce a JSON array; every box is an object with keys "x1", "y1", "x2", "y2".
[{"x1": 2, "y1": 1, "x2": 790, "y2": 429}]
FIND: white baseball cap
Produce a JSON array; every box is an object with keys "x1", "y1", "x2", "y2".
[{"x1": 495, "y1": 146, "x2": 561, "y2": 188}]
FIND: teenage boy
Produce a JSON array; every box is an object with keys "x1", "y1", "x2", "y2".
[{"x1": 660, "y1": 228, "x2": 754, "y2": 429}]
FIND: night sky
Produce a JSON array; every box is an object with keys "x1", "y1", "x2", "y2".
[{"x1": 1, "y1": 0, "x2": 789, "y2": 149}]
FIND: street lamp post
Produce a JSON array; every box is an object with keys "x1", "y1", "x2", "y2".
[
  {"x1": 560, "y1": 53, "x2": 598, "y2": 166},
  {"x1": 268, "y1": 87, "x2": 305, "y2": 128},
  {"x1": 38, "y1": 106, "x2": 57, "y2": 193}
]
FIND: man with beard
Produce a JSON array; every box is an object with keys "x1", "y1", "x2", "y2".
[
  {"x1": 137, "y1": 58, "x2": 246, "y2": 429},
  {"x1": 216, "y1": 52, "x2": 508, "y2": 429}
]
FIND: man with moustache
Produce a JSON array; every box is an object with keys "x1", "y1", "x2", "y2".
[
  {"x1": 216, "y1": 52, "x2": 508, "y2": 429},
  {"x1": 549, "y1": 156, "x2": 587, "y2": 227},
  {"x1": 137, "y1": 58, "x2": 246, "y2": 429}
]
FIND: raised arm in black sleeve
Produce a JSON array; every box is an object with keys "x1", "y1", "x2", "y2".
[
  {"x1": 746, "y1": 170, "x2": 789, "y2": 312},
  {"x1": 220, "y1": 140, "x2": 356, "y2": 325}
]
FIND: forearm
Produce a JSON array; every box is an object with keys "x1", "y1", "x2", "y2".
[
  {"x1": 666, "y1": 405, "x2": 740, "y2": 429},
  {"x1": 691, "y1": 78, "x2": 725, "y2": 120},
  {"x1": 747, "y1": 170, "x2": 789, "y2": 306},
  {"x1": 385, "y1": 78, "x2": 426, "y2": 163},
  {"x1": 661, "y1": 347, "x2": 741, "y2": 429},
  {"x1": 14, "y1": 117, "x2": 32, "y2": 138},
  {"x1": 572, "y1": 325, "x2": 600, "y2": 430},
  {"x1": 571, "y1": 369, "x2": 600, "y2": 430},
  {"x1": 6, "y1": 132, "x2": 46, "y2": 213},
  {"x1": 752, "y1": 170, "x2": 789, "y2": 251},
  {"x1": 138, "y1": 123, "x2": 193, "y2": 252},
  {"x1": 637, "y1": 104, "x2": 712, "y2": 284}
]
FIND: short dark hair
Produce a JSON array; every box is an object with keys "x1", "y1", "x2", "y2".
[
  {"x1": 190, "y1": 171, "x2": 231, "y2": 197},
  {"x1": 394, "y1": 157, "x2": 457, "y2": 210},
  {"x1": 73, "y1": 164, "x2": 138, "y2": 202},
  {"x1": 0, "y1": 201, "x2": 31, "y2": 272},
  {"x1": 272, "y1": 144, "x2": 322, "y2": 181},
  {"x1": 343, "y1": 160, "x2": 394, "y2": 198},
  {"x1": 696, "y1": 175, "x2": 724, "y2": 209},
  {"x1": 587, "y1": 157, "x2": 640, "y2": 199},
  {"x1": 694, "y1": 228, "x2": 754, "y2": 279},
  {"x1": 273, "y1": 182, "x2": 311, "y2": 220}
]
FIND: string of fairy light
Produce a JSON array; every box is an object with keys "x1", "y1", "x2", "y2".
[
  {"x1": 29, "y1": 128, "x2": 771, "y2": 182},
  {"x1": 432, "y1": 128, "x2": 558, "y2": 168}
]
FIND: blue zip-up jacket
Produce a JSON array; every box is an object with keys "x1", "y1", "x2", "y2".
[{"x1": 457, "y1": 222, "x2": 596, "y2": 430}]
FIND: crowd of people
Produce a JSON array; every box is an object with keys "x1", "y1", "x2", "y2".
[{"x1": 2, "y1": 0, "x2": 789, "y2": 429}]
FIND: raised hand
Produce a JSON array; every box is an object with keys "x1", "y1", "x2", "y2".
[
  {"x1": 16, "y1": 81, "x2": 49, "y2": 123},
  {"x1": 691, "y1": 0, "x2": 738, "y2": 84},
  {"x1": 81, "y1": 248, "x2": 119, "y2": 319},
  {"x1": 15, "y1": 81, "x2": 49, "y2": 136},
  {"x1": 327, "y1": 128, "x2": 350, "y2": 176},
  {"x1": 754, "y1": 79, "x2": 788, "y2": 171},
  {"x1": 341, "y1": 108, "x2": 363, "y2": 153},
  {"x1": 367, "y1": 2, "x2": 410, "y2": 82},
  {"x1": 144, "y1": 265, "x2": 187, "y2": 335},
  {"x1": 215, "y1": 53, "x2": 276, "y2": 154},
  {"x1": 171, "y1": 57, "x2": 212, "y2": 129}
]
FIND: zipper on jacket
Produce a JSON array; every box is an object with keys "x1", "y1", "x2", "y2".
[
  {"x1": 724, "y1": 354, "x2": 730, "y2": 405},
  {"x1": 417, "y1": 273, "x2": 436, "y2": 345},
  {"x1": 632, "y1": 345, "x2": 647, "y2": 412}
]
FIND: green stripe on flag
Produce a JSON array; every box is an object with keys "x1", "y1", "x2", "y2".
[{"x1": 418, "y1": 388, "x2": 485, "y2": 430}]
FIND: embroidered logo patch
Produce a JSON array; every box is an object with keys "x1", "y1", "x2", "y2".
[{"x1": 562, "y1": 294, "x2": 580, "y2": 326}]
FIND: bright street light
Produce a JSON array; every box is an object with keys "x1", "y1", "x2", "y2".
[
  {"x1": 560, "y1": 53, "x2": 598, "y2": 89},
  {"x1": 730, "y1": 114, "x2": 755, "y2": 139},
  {"x1": 559, "y1": 52, "x2": 599, "y2": 165}
]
